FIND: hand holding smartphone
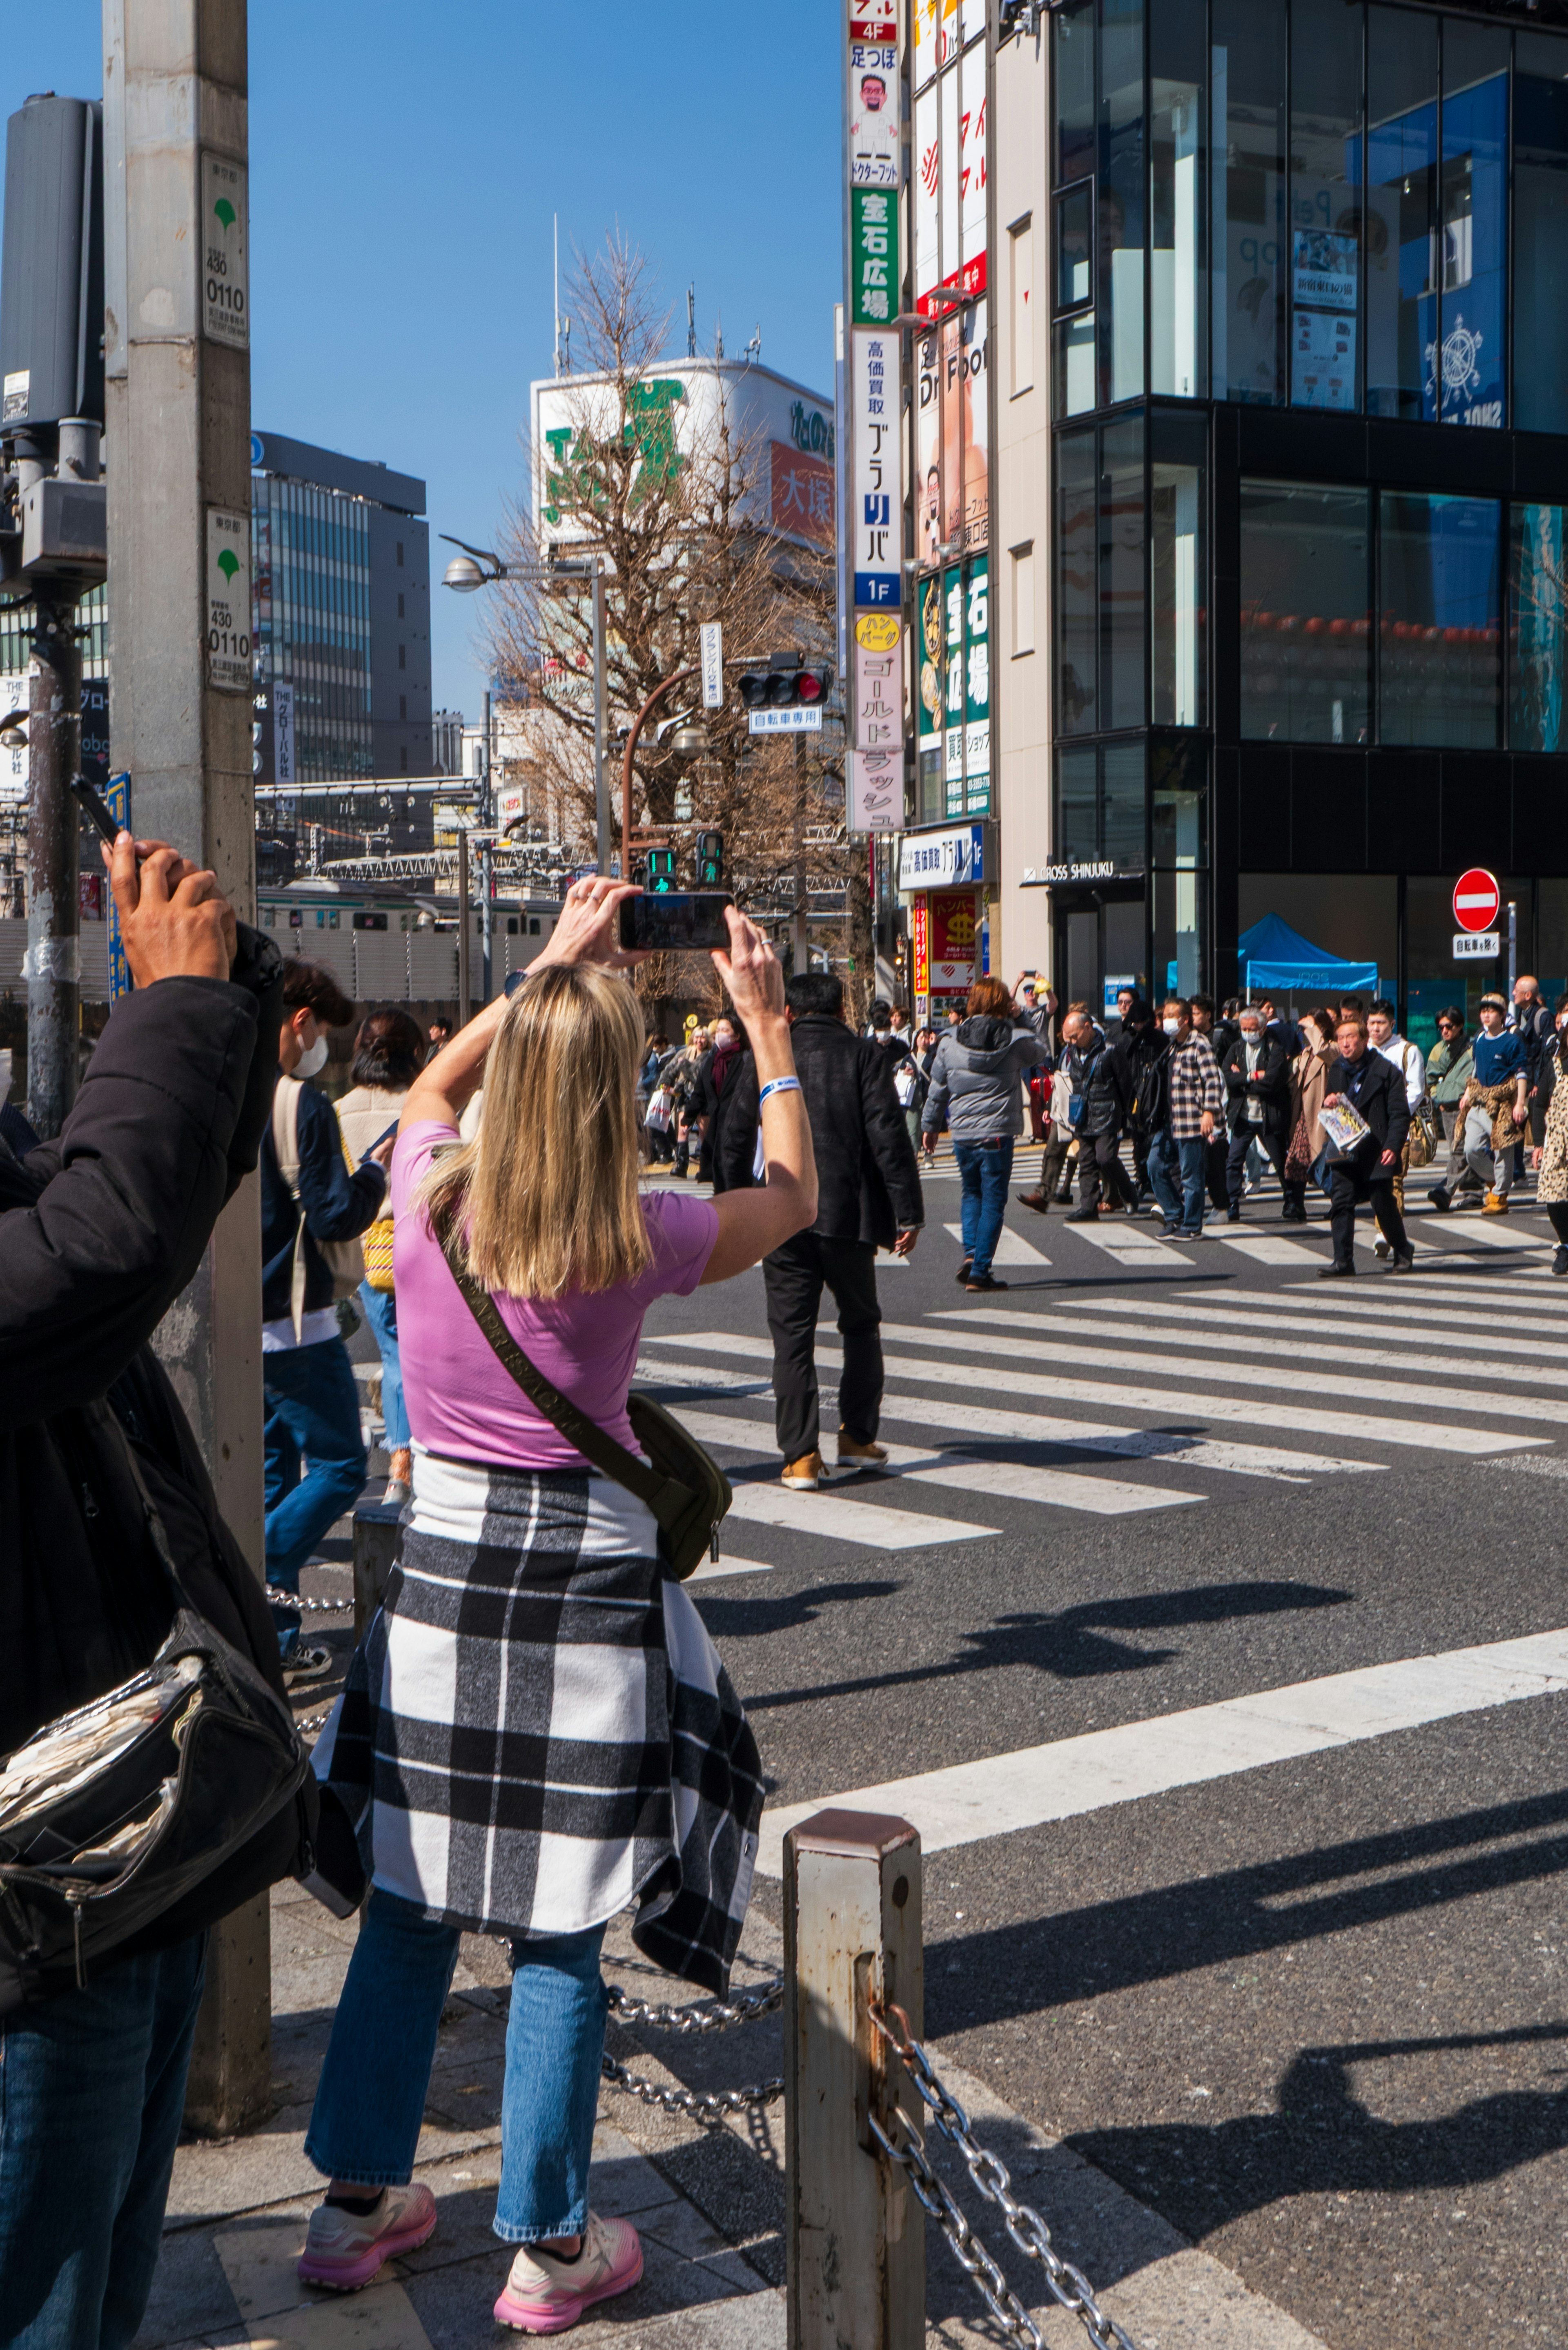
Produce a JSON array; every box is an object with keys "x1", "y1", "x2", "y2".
[{"x1": 617, "y1": 892, "x2": 734, "y2": 953}]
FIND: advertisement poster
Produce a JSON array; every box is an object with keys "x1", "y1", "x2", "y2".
[
  {"x1": 950, "y1": 298, "x2": 988, "y2": 550},
  {"x1": 851, "y1": 187, "x2": 899, "y2": 327},
  {"x1": 915, "y1": 85, "x2": 940, "y2": 303},
  {"x1": 959, "y1": 84, "x2": 987, "y2": 279},
  {"x1": 851, "y1": 328, "x2": 901, "y2": 607},
  {"x1": 1290, "y1": 231, "x2": 1356, "y2": 410},
  {"x1": 848, "y1": 40, "x2": 900, "y2": 187},
  {"x1": 852, "y1": 614, "x2": 901, "y2": 752},
  {"x1": 770, "y1": 440, "x2": 834, "y2": 544},
  {"x1": 929, "y1": 889, "x2": 977, "y2": 994},
  {"x1": 939, "y1": 66, "x2": 960, "y2": 304},
  {"x1": 964, "y1": 555, "x2": 990, "y2": 810},
  {"x1": 912, "y1": 894, "x2": 930, "y2": 998},
  {"x1": 915, "y1": 327, "x2": 942, "y2": 564}
]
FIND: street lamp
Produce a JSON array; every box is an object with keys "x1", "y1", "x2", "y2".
[{"x1": 438, "y1": 532, "x2": 611, "y2": 874}]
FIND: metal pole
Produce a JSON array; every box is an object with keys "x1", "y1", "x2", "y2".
[
  {"x1": 592, "y1": 561, "x2": 610, "y2": 875},
  {"x1": 457, "y1": 821, "x2": 471, "y2": 1020},
  {"x1": 785, "y1": 1809, "x2": 924, "y2": 2350},
  {"x1": 24, "y1": 589, "x2": 82, "y2": 1138},
  {"x1": 104, "y1": 0, "x2": 270, "y2": 2135},
  {"x1": 481, "y1": 687, "x2": 493, "y2": 1002},
  {"x1": 793, "y1": 733, "x2": 809, "y2": 974},
  {"x1": 1504, "y1": 898, "x2": 1523, "y2": 1001}
]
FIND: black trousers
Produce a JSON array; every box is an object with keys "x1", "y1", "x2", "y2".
[
  {"x1": 764, "y1": 1233, "x2": 883, "y2": 1463},
  {"x1": 1077, "y1": 1130, "x2": 1136, "y2": 1210},
  {"x1": 1328, "y1": 1165, "x2": 1408, "y2": 1267},
  {"x1": 1031, "y1": 1132, "x2": 1075, "y2": 1198},
  {"x1": 1204, "y1": 1133, "x2": 1229, "y2": 1209},
  {"x1": 1225, "y1": 1124, "x2": 1287, "y2": 1208}
]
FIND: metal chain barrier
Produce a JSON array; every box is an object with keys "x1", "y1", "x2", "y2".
[
  {"x1": 600, "y1": 1962, "x2": 786, "y2": 2124},
  {"x1": 600, "y1": 2052, "x2": 784, "y2": 2126},
  {"x1": 267, "y1": 1586, "x2": 355, "y2": 1614},
  {"x1": 869, "y1": 2001, "x2": 1138, "y2": 2350}
]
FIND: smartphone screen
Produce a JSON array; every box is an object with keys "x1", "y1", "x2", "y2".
[{"x1": 619, "y1": 893, "x2": 734, "y2": 952}]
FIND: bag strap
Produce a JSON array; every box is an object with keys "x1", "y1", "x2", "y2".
[{"x1": 437, "y1": 1227, "x2": 667, "y2": 1512}]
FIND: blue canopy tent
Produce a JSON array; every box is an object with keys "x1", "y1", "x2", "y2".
[{"x1": 1238, "y1": 913, "x2": 1379, "y2": 999}]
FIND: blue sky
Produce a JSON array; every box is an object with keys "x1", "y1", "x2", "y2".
[{"x1": 2, "y1": 2, "x2": 842, "y2": 718}]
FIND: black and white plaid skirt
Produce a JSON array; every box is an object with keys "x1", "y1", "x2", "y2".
[{"x1": 312, "y1": 1450, "x2": 764, "y2": 1992}]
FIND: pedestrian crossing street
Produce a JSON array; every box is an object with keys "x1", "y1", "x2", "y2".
[{"x1": 643, "y1": 1204, "x2": 1568, "y2": 1572}]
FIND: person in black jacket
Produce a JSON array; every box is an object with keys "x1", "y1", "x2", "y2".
[
  {"x1": 261, "y1": 960, "x2": 389, "y2": 1657},
  {"x1": 1219, "y1": 1006, "x2": 1292, "y2": 1219},
  {"x1": 717, "y1": 971, "x2": 922, "y2": 1488},
  {"x1": 0, "y1": 832, "x2": 317, "y2": 2345},
  {"x1": 1318, "y1": 1011, "x2": 1414, "y2": 1275}
]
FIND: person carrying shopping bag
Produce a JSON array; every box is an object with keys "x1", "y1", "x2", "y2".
[
  {"x1": 336, "y1": 1008, "x2": 428, "y2": 1506},
  {"x1": 297, "y1": 878, "x2": 816, "y2": 2330}
]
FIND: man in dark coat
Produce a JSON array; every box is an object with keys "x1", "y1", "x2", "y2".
[
  {"x1": 717, "y1": 971, "x2": 923, "y2": 1488},
  {"x1": 1319, "y1": 1011, "x2": 1414, "y2": 1275},
  {"x1": 1219, "y1": 1005, "x2": 1292, "y2": 1219},
  {"x1": 0, "y1": 833, "x2": 317, "y2": 2343}
]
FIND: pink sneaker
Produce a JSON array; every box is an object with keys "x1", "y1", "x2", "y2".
[
  {"x1": 494, "y1": 2211, "x2": 643, "y2": 2332},
  {"x1": 297, "y1": 2182, "x2": 437, "y2": 2290}
]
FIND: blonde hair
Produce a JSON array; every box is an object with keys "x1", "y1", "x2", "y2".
[{"x1": 416, "y1": 962, "x2": 652, "y2": 1297}]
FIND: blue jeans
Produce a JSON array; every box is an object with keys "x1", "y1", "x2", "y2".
[
  {"x1": 305, "y1": 1889, "x2": 609, "y2": 2243},
  {"x1": 1149, "y1": 1129, "x2": 1208, "y2": 1233},
  {"x1": 953, "y1": 1136, "x2": 1015, "y2": 1279},
  {"x1": 263, "y1": 1335, "x2": 367, "y2": 1593},
  {"x1": 0, "y1": 1932, "x2": 207, "y2": 2350},
  {"x1": 359, "y1": 1281, "x2": 409, "y2": 1451}
]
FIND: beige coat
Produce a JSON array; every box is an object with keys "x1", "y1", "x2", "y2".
[
  {"x1": 335, "y1": 1082, "x2": 409, "y2": 1163},
  {"x1": 1538, "y1": 1077, "x2": 1568, "y2": 1205},
  {"x1": 1290, "y1": 1040, "x2": 1335, "y2": 1159}
]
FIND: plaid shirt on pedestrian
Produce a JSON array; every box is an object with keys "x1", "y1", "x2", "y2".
[{"x1": 1168, "y1": 1031, "x2": 1225, "y2": 1138}]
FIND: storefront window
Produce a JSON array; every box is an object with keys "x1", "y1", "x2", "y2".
[
  {"x1": 1513, "y1": 33, "x2": 1568, "y2": 438},
  {"x1": 1366, "y1": 7, "x2": 1437, "y2": 421},
  {"x1": 1151, "y1": 738, "x2": 1209, "y2": 995},
  {"x1": 1239, "y1": 481, "x2": 1370, "y2": 742},
  {"x1": 1059, "y1": 744, "x2": 1100, "y2": 862},
  {"x1": 1056, "y1": 428, "x2": 1098, "y2": 732},
  {"x1": 1212, "y1": 0, "x2": 1287, "y2": 405},
  {"x1": 1379, "y1": 491, "x2": 1501, "y2": 747},
  {"x1": 1054, "y1": 741, "x2": 1148, "y2": 871},
  {"x1": 1437, "y1": 22, "x2": 1508, "y2": 429},
  {"x1": 1151, "y1": 410, "x2": 1206, "y2": 726},
  {"x1": 1100, "y1": 415, "x2": 1146, "y2": 730},
  {"x1": 1510, "y1": 503, "x2": 1568, "y2": 754},
  {"x1": 1289, "y1": 0, "x2": 1362, "y2": 412},
  {"x1": 1150, "y1": 0, "x2": 1207, "y2": 399},
  {"x1": 1099, "y1": 0, "x2": 1147, "y2": 406}
]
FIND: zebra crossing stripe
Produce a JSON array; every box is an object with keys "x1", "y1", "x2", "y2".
[
  {"x1": 1018, "y1": 1296, "x2": 1568, "y2": 1384},
  {"x1": 724, "y1": 1482, "x2": 996, "y2": 1549},
  {"x1": 641, "y1": 1332, "x2": 1545, "y2": 1455},
  {"x1": 753, "y1": 1625, "x2": 1568, "y2": 1876},
  {"x1": 673, "y1": 1408, "x2": 1202, "y2": 1517},
  {"x1": 942, "y1": 1222, "x2": 1050, "y2": 1267}
]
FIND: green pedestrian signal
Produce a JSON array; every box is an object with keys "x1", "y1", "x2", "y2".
[
  {"x1": 647, "y1": 849, "x2": 677, "y2": 893},
  {"x1": 696, "y1": 831, "x2": 724, "y2": 886}
]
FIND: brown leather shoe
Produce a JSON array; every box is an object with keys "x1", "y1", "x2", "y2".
[
  {"x1": 781, "y1": 1451, "x2": 823, "y2": 1490},
  {"x1": 1016, "y1": 1189, "x2": 1050, "y2": 1214},
  {"x1": 837, "y1": 1433, "x2": 890, "y2": 1473}
]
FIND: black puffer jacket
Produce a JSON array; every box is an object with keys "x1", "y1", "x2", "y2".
[
  {"x1": 0, "y1": 927, "x2": 317, "y2": 1958},
  {"x1": 716, "y1": 1012, "x2": 924, "y2": 1246}
]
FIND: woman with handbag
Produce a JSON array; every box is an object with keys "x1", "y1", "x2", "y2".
[
  {"x1": 1282, "y1": 1009, "x2": 1338, "y2": 1221},
  {"x1": 337, "y1": 1009, "x2": 428, "y2": 1506},
  {"x1": 299, "y1": 878, "x2": 815, "y2": 2329}
]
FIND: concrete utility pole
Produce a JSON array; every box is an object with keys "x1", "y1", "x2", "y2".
[
  {"x1": 103, "y1": 0, "x2": 270, "y2": 2133},
  {"x1": 24, "y1": 586, "x2": 81, "y2": 1136}
]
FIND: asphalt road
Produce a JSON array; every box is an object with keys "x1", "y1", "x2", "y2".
[{"x1": 639, "y1": 1159, "x2": 1568, "y2": 2350}]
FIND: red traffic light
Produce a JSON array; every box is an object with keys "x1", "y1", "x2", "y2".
[{"x1": 796, "y1": 665, "x2": 832, "y2": 704}]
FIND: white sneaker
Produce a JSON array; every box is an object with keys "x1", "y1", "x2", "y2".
[
  {"x1": 494, "y1": 2211, "x2": 644, "y2": 2332},
  {"x1": 297, "y1": 2182, "x2": 437, "y2": 2290}
]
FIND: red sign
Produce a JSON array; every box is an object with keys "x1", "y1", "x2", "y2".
[
  {"x1": 769, "y1": 441, "x2": 835, "y2": 546},
  {"x1": 911, "y1": 896, "x2": 929, "y2": 997},
  {"x1": 1453, "y1": 868, "x2": 1501, "y2": 933}
]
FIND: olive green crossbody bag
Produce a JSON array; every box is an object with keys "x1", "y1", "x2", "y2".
[{"x1": 439, "y1": 1231, "x2": 731, "y2": 1579}]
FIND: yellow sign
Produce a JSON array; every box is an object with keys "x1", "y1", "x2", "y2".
[{"x1": 855, "y1": 613, "x2": 901, "y2": 652}]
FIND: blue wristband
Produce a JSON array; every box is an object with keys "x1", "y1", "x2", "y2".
[{"x1": 758, "y1": 1076, "x2": 802, "y2": 1105}]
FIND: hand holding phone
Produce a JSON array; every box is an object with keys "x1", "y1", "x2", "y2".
[{"x1": 617, "y1": 893, "x2": 735, "y2": 953}]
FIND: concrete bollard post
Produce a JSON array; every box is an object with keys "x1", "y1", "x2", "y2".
[
  {"x1": 784, "y1": 1808, "x2": 924, "y2": 2350},
  {"x1": 352, "y1": 1499, "x2": 404, "y2": 1644}
]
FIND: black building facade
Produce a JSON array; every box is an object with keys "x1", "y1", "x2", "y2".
[{"x1": 1047, "y1": 0, "x2": 1568, "y2": 1047}]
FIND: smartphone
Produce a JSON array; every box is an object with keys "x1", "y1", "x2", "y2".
[
  {"x1": 70, "y1": 772, "x2": 125, "y2": 846},
  {"x1": 618, "y1": 892, "x2": 734, "y2": 953}
]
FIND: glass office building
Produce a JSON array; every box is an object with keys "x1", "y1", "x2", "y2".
[
  {"x1": 250, "y1": 430, "x2": 432, "y2": 789},
  {"x1": 1047, "y1": 0, "x2": 1568, "y2": 1043}
]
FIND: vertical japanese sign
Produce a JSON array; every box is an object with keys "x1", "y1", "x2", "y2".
[
  {"x1": 104, "y1": 770, "x2": 131, "y2": 1002},
  {"x1": 274, "y1": 679, "x2": 296, "y2": 782},
  {"x1": 848, "y1": 748, "x2": 902, "y2": 830},
  {"x1": 942, "y1": 563, "x2": 965, "y2": 811},
  {"x1": 200, "y1": 153, "x2": 249, "y2": 350},
  {"x1": 851, "y1": 188, "x2": 900, "y2": 327},
  {"x1": 912, "y1": 894, "x2": 930, "y2": 998},
  {"x1": 848, "y1": 33, "x2": 900, "y2": 187},
  {"x1": 964, "y1": 556, "x2": 989, "y2": 813},
  {"x1": 700, "y1": 621, "x2": 724, "y2": 708},
  {"x1": 851, "y1": 329, "x2": 901, "y2": 608},
  {"x1": 205, "y1": 508, "x2": 251, "y2": 693}
]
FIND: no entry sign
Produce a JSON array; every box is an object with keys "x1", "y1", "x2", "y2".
[{"x1": 1453, "y1": 868, "x2": 1501, "y2": 933}]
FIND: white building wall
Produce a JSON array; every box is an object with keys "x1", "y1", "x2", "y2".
[{"x1": 992, "y1": 19, "x2": 1052, "y2": 987}]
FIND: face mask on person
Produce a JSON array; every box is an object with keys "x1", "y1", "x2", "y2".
[
  {"x1": 1162, "y1": 1018, "x2": 1180, "y2": 1038},
  {"x1": 295, "y1": 1034, "x2": 328, "y2": 1078}
]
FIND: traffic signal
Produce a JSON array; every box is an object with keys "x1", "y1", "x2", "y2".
[
  {"x1": 737, "y1": 652, "x2": 835, "y2": 710},
  {"x1": 647, "y1": 848, "x2": 677, "y2": 893},
  {"x1": 696, "y1": 831, "x2": 724, "y2": 886},
  {"x1": 630, "y1": 856, "x2": 648, "y2": 888}
]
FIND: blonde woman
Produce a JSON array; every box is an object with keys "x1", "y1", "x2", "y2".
[{"x1": 299, "y1": 878, "x2": 815, "y2": 2328}]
